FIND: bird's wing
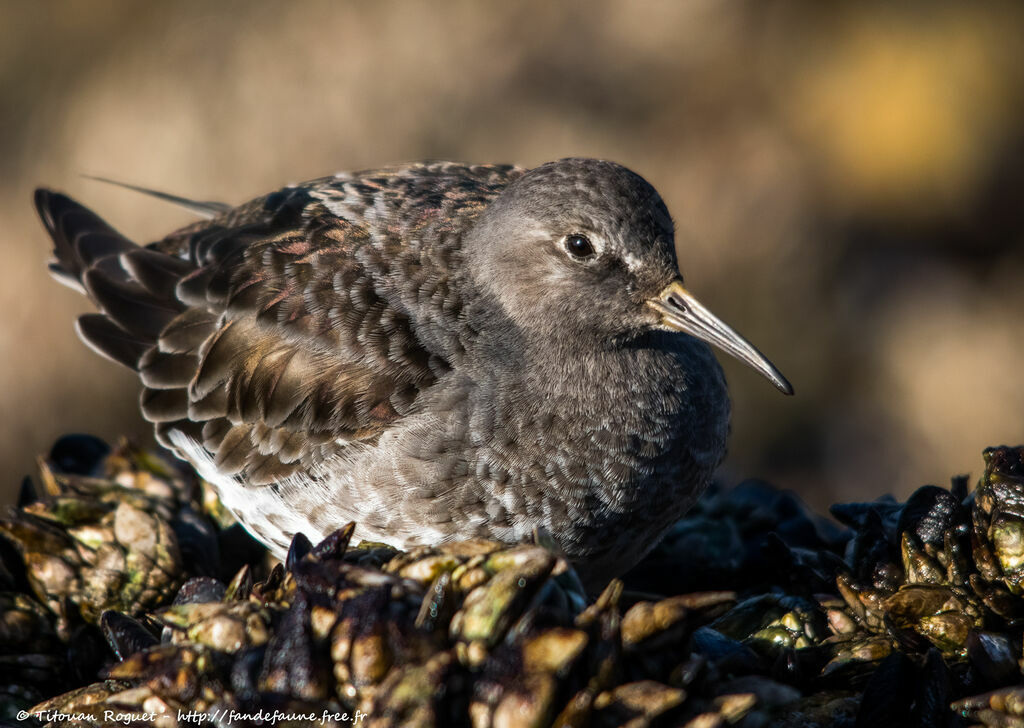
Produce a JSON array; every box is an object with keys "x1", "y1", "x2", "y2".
[{"x1": 36, "y1": 163, "x2": 522, "y2": 486}]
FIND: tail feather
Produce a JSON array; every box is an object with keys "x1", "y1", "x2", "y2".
[
  {"x1": 35, "y1": 188, "x2": 196, "y2": 371},
  {"x1": 73, "y1": 229, "x2": 135, "y2": 268},
  {"x1": 47, "y1": 261, "x2": 86, "y2": 293},
  {"x1": 35, "y1": 189, "x2": 132, "y2": 280}
]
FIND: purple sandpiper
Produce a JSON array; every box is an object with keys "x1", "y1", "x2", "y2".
[{"x1": 35, "y1": 158, "x2": 792, "y2": 586}]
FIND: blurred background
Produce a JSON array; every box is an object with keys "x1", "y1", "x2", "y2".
[{"x1": 2, "y1": 0, "x2": 1023, "y2": 511}]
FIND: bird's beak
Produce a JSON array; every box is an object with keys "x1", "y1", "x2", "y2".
[{"x1": 647, "y1": 280, "x2": 794, "y2": 395}]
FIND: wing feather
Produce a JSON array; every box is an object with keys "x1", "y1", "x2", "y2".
[{"x1": 36, "y1": 163, "x2": 523, "y2": 490}]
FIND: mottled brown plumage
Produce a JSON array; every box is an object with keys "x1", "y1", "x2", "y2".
[{"x1": 36, "y1": 159, "x2": 791, "y2": 586}]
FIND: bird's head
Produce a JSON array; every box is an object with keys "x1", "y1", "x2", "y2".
[{"x1": 465, "y1": 157, "x2": 792, "y2": 394}]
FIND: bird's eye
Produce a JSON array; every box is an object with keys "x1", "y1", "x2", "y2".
[{"x1": 564, "y1": 234, "x2": 596, "y2": 260}]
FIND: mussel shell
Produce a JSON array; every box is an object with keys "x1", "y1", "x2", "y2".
[{"x1": 897, "y1": 485, "x2": 964, "y2": 548}]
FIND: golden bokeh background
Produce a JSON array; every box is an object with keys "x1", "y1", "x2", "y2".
[{"x1": 3, "y1": 1, "x2": 1023, "y2": 510}]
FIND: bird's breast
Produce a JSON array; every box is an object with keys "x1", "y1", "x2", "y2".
[{"x1": 456, "y1": 336, "x2": 730, "y2": 541}]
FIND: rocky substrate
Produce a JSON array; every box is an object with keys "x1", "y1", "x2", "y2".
[{"x1": 2, "y1": 435, "x2": 1024, "y2": 728}]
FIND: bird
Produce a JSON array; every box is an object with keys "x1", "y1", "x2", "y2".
[{"x1": 34, "y1": 158, "x2": 792, "y2": 586}]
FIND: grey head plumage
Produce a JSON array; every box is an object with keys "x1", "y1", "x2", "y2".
[{"x1": 34, "y1": 157, "x2": 791, "y2": 589}]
